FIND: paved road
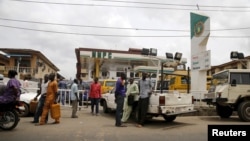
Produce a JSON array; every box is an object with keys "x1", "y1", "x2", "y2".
[{"x1": 1, "y1": 106, "x2": 249, "y2": 141}]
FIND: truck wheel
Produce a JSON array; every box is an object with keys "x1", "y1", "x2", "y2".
[
  {"x1": 163, "y1": 115, "x2": 176, "y2": 122},
  {"x1": 238, "y1": 101, "x2": 250, "y2": 122},
  {"x1": 216, "y1": 105, "x2": 233, "y2": 118},
  {"x1": 102, "y1": 101, "x2": 109, "y2": 113},
  {"x1": 18, "y1": 103, "x2": 29, "y2": 117}
]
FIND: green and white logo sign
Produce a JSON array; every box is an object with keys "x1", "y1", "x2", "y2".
[
  {"x1": 92, "y1": 51, "x2": 112, "y2": 59},
  {"x1": 190, "y1": 13, "x2": 208, "y2": 39}
]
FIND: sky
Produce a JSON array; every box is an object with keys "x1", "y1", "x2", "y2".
[{"x1": 0, "y1": 0, "x2": 250, "y2": 80}]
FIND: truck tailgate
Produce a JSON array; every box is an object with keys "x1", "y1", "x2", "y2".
[
  {"x1": 164, "y1": 93, "x2": 193, "y2": 106},
  {"x1": 149, "y1": 93, "x2": 193, "y2": 106}
]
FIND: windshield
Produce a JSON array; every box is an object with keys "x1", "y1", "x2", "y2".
[
  {"x1": 212, "y1": 70, "x2": 229, "y2": 85},
  {"x1": 106, "y1": 81, "x2": 116, "y2": 87}
]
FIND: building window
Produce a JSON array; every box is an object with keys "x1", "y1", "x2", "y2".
[
  {"x1": 81, "y1": 73, "x2": 87, "y2": 77},
  {"x1": 102, "y1": 71, "x2": 107, "y2": 77},
  {"x1": 130, "y1": 72, "x2": 134, "y2": 77},
  {"x1": 116, "y1": 72, "x2": 124, "y2": 77},
  {"x1": 135, "y1": 72, "x2": 140, "y2": 77}
]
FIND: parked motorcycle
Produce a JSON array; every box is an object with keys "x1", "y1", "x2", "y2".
[{"x1": 0, "y1": 101, "x2": 23, "y2": 130}]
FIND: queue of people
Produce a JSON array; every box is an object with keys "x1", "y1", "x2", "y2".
[
  {"x1": 114, "y1": 72, "x2": 152, "y2": 128},
  {"x1": 32, "y1": 72, "x2": 151, "y2": 128},
  {"x1": 0, "y1": 70, "x2": 152, "y2": 128}
]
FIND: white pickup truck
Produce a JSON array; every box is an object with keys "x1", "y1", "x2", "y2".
[{"x1": 100, "y1": 66, "x2": 196, "y2": 122}]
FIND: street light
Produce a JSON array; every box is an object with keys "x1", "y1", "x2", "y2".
[
  {"x1": 141, "y1": 48, "x2": 158, "y2": 56},
  {"x1": 150, "y1": 48, "x2": 157, "y2": 56},
  {"x1": 230, "y1": 51, "x2": 244, "y2": 60},
  {"x1": 165, "y1": 52, "x2": 173, "y2": 60},
  {"x1": 161, "y1": 52, "x2": 183, "y2": 93},
  {"x1": 230, "y1": 51, "x2": 248, "y2": 68},
  {"x1": 174, "y1": 52, "x2": 183, "y2": 62},
  {"x1": 141, "y1": 48, "x2": 150, "y2": 55}
]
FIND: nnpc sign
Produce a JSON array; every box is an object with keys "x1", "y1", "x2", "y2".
[
  {"x1": 190, "y1": 12, "x2": 211, "y2": 93},
  {"x1": 190, "y1": 12, "x2": 211, "y2": 71}
]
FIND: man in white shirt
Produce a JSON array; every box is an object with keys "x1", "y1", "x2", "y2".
[
  {"x1": 70, "y1": 79, "x2": 79, "y2": 118},
  {"x1": 31, "y1": 74, "x2": 49, "y2": 123}
]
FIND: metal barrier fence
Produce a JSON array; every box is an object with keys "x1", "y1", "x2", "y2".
[
  {"x1": 56, "y1": 89, "x2": 208, "y2": 108},
  {"x1": 57, "y1": 89, "x2": 90, "y2": 108}
]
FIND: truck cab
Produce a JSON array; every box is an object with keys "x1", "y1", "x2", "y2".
[{"x1": 203, "y1": 69, "x2": 250, "y2": 121}]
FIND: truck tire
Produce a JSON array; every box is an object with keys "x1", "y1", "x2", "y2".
[
  {"x1": 102, "y1": 101, "x2": 110, "y2": 113},
  {"x1": 237, "y1": 101, "x2": 250, "y2": 122},
  {"x1": 163, "y1": 115, "x2": 176, "y2": 122},
  {"x1": 18, "y1": 103, "x2": 29, "y2": 117},
  {"x1": 216, "y1": 104, "x2": 233, "y2": 118}
]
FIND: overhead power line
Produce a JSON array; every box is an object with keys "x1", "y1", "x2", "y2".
[
  {"x1": 0, "y1": 18, "x2": 189, "y2": 32},
  {"x1": 91, "y1": 0, "x2": 250, "y2": 9},
  {"x1": 0, "y1": 24, "x2": 250, "y2": 38},
  {"x1": 8, "y1": 0, "x2": 250, "y2": 12},
  {"x1": 0, "y1": 24, "x2": 189, "y2": 37},
  {"x1": 0, "y1": 17, "x2": 250, "y2": 32}
]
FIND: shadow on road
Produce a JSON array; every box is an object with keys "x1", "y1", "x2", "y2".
[{"x1": 198, "y1": 116, "x2": 243, "y2": 122}]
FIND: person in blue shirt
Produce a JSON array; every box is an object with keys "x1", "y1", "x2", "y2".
[
  {"x1": 58, "y1": 78, "x2": 67, "y2": 105},
  {"x1": 115, "y1": 73, "x2": 127, "y2": 127}
]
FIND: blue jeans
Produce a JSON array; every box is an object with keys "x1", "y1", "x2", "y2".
[
  {"x1": 115, "y1": 95, "x2": 125, "y2": 126},
  {"x1": 33, "y1": 95, "x2": 48, "y2": 122},
  {"x1": 60, "y1": 92, "x2": 65, "y2": 105},
  {"x1": 91, "y1": 98, "x2": 100, "y2": 114}
]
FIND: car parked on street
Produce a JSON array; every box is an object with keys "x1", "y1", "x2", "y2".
[
  {"x1": 19, "y1": 87, "x2": 40, "y2": 117},
  {"x1": 100, "y1": 88, "x2": 117, "y2": 113}
]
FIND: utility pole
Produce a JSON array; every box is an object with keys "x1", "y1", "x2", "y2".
[{"x1": 16, "y1": 57, "x2": 22, "y2": 79}]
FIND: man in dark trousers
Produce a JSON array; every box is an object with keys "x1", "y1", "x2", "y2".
[
  {"x1": 115, "y1": 73, "x2": 127, "y2": 127},
  {"x1": 31, "y1": 74, "x2": 49, "y2": 123},
  {"x1": 136, "y1": 72, "x2": 152, "y2": 128}
]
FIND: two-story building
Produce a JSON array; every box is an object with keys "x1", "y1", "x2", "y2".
[
  {"x1": 208, "y1": 56, "x2": 250, "y2": 75},
  {"x1": 0, "y1": 48, "x2": 60, "y2": 81}
]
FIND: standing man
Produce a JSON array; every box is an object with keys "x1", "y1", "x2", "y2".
[
  {"x1": 70, "y1": 79, "x2": 79, "y2": 118},
  {"x1": 121, "y1": 77, "x2": 139, "y2": 123},
  {"x1": 58, "y1": 77, "x2": 67, "y2": 105},
  {"x1": 77, "y1": 79, "x2": 83, "y2": 109},
  {"x1": 115, "y1": 73, "x2": 127, "y2": 127},
  {"x1": 31, "y1": 74, "x2": 49, "y2": 123},
  {"x1": 89, "y1": 77, "x2": 101, "y2": 116},
  {"x1": 136, "y1": 72, "x2": 152, "y2": 128},
  {"x1": 38, "y1": 73, "x2": 59, "y2": 125}
]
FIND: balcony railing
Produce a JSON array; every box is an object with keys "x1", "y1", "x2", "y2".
[{"x1": 0, "y1": 66, "x2": 37, "y2": 77}]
